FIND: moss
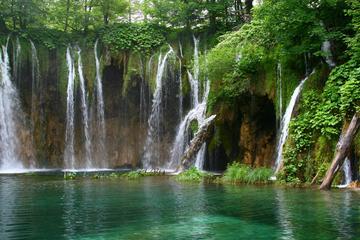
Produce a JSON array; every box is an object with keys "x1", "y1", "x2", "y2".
[
  {"x1": 122, "y1": 53, "x2": 142, "y2": 96},
  {"x1": 190, "y1": 120, "x2": 199, "y2": 134}
]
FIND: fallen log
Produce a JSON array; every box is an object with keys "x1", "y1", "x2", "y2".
[
  {"x1": 320, "y1": 113, "x2": 360, "y2": 190},
  {"x1": 178, "y1": 115, "x2": 216, "y2": 172}
]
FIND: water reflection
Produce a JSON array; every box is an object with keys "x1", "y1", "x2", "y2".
[{"x1": 275, "y1": 189, "x2": 295, "y2": 240}]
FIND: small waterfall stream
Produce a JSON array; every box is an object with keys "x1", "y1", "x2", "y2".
[
  {"x1": 64, "y1": 47, "x2": 76, "y2": 169},
  {"x1": 0, "y1": 44, "x2": 25, "y2": 171},
  {"x1": 77, "y1": 48, "x2": 93, "y2": 169},
  {"x1": 142, "y1": 47, "x2": 174, "y2": 169},
  {"x1": 321, "y1": 40, "x2": 336, "y2": 68},
  {"x1": 30, "y1": 41, "x2": 40, "y2": 142},
  {"x1": 274, "y1": 72, "x2": 313, "y2": 173},
  {"x1": 94, "y1": 41, "x2": 107, "y2": 168},
  {"x1": 277, "y1": 62, "x2": 283, "y2": 127},
  {"x1": 338, "y1": 158, "x2": 352, "y2": 188}
]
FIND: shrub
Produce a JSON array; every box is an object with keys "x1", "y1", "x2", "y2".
[
  {"x1": 223, "y1": 162, "x2": 273, "y2": 184},
  {"x1": 175, "y1": 167, "x2": 210, "y2": 182}
]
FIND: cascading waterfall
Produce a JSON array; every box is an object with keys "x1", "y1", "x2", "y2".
[
  {"x1": 338, "y1": 158, "x2": 352, "y2": 188},
  {"x1": 274, "y1": 72, "x2": 313, "y2": 173},
  {"x1": 178, "y1": 60, "x2": 183, "y2": 120},
  {"x1": 168, "y1": 37, "x2": 211, "y2": 170},
  {"x1": 0, "y1": 44, "x2": 24, "y2": 171},
  {"x1": 64, "y1": 47, "x2": 76, "y2": 169},
  {"x1": 13, "y1": 38, "x2": 21, "y2": 86},
  {"x1": 277, "y1": 62, "x2": 283, "y2": 128},
  {"x1": 94, "y1": 40, "x2": 107, "y2": 168},
  {"x1": 188, "y1": 36, "x2": 200, "y2": 107},
  {"x1": 321, "y1": 40, "x2": 336, "y2": 68},
  {"x1": 142, "y1": 47, "x2": 174, "y2": 169},
  {"x1": 76, "y1": 48, "x2": 93, "y2": 169}
]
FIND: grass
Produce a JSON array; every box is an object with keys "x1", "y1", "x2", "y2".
[
  {"x1": 222, "y1": 162, "x2": 273, "y2": 184},
  {"x1": 175, "y1": 167, "x2": 213, "y2": 182}
]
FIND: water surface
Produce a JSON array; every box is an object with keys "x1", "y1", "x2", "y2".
[{"x1": 0, "y1": 176, "x2": 359, "y2": 239}]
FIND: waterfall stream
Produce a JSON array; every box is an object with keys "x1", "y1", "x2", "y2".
[
  {"x1": 64, "y1": 47, "x2": 76, "y2": 169},
  {"x1": 321, "y1": 40, "x2": 336, "y2": 68},
  {"x1": 77, "y1": 48, "x2": 93, "y2": 169},
  {"x1": 142, "y1": 47, "x2": 174, "y2": 169},
  {"x1": 94, "y1": 41, "x2": 107, "y2": 168},
  {"x1": 0, "y1": 44, "x2": 25, "y2": 171},
  {"x1": 338, "y1": 158, "x2": 352, "y2": 188},
  {"x1": 277, "y1": 62, "x2": 283, "y2": 127},
  {"x1": 274, "y1": 72, "x2": 313, "y2": 173}
]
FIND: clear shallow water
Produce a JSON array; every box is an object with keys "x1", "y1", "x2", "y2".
[{"x1": 0, "y1": 176, "x2": 359, "y2": 240}]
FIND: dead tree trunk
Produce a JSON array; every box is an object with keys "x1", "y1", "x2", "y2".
[
  {"x1": 178, "y1": 115, "x2": 216, "y2": 171},
  {"x1": 320, "y1": 113, "x2": 360, "y2": 190}
]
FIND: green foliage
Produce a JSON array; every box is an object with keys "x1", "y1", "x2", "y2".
[
  {"x1": 278, "y1": 147, "x2": 304, "y2": 184},
  {"x1": 223, "y1": 162, "x2": 273, "y2": 184},
  {"x1": 63, "y1": 172, "x2": 77, "y2": 180},
  {"x1": 100, "y1": 23, "x2": 166, "y2": 55},
  {"x1": 175, "y1": 167, "x2": 211, "y2": 182},
  {"x1": 190, "y1": 120, "x2": 199, "y2": 134}
]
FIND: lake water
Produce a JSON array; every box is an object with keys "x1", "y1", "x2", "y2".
[{"x1": 0, "y1": 175, "x2": 359, "y2": 239}]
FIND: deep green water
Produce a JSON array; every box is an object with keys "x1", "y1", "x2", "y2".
[{"x1": 0, "y1": 176, "x2": 359, "y2": 240}]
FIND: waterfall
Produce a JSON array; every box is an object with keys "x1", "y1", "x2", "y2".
[
  {"x1": 274, "y1": 72, "x2": 313, "y2": 173},
  {"x1": 0, "y1": 44, "x2": 24, "y2": 171},
  {"x1": 168, "y1": 37, "x2": 211, "y2": 170},
  {"x1": 76, "y1": 48, "x2": 92, "y2": 169},
  {"x1": 142, "y1": 47, "x2": 174, "y2": 169},
  {"x1": 94, "y1": 40, "x2": 107, "y2": 168},
  {"x1": 13, "y1": 38, "x2": 21, "y2": 86},
  {"x1": 64, "y1": 47, "x2": 76, "y2": 169},
  {"x1": 188, "y1": 36, "x2": 200, "y2": 107},
  {"x1": 338, "y1": 158, "x2": 352, "y2": 188},
  {"x1": 321, "y1": 40, "x2": 336, "y2": 68},
  {"x1": 178, "y1": 60, "x2": 183, "y2": 120},
  {"x1": 30, "y1": 41, "x2": 40, "y2": 140},
  {"x1": 277, "y1": 62, "x2": 283, "y2": 127}
]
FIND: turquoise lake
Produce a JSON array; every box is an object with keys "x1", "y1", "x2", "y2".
[{"x1": 0, "y1": 175, "x2": 359, "y2": 240}]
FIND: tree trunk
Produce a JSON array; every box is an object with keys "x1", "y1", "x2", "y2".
[
  {"x1": 179, "y1": 115, "x2": 216, "y2": 171},
  {"x1": 320, "y1": 113, "x2": 360, "y2": 190}
]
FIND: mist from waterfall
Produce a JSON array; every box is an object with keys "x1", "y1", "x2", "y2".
[
  {"x1": 142, "y1": 47, "x2": 174, "y2": 169},
  {"x1": 64, "y1": 47, "x2": 76, "y2": 169},
  {"x1": 0, "y1": 44, "x2": 25, "y2": 171},
  {"x1": 94, "y1": 41, "x2": 107, "y2": 168},
  {"x1": 274, "y1": 72, "x2": 313, "y2": 173}
]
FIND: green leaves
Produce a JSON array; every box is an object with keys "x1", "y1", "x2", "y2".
[{"x1": 100, "y1": 23, "x2": 165, "y2": 55}]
